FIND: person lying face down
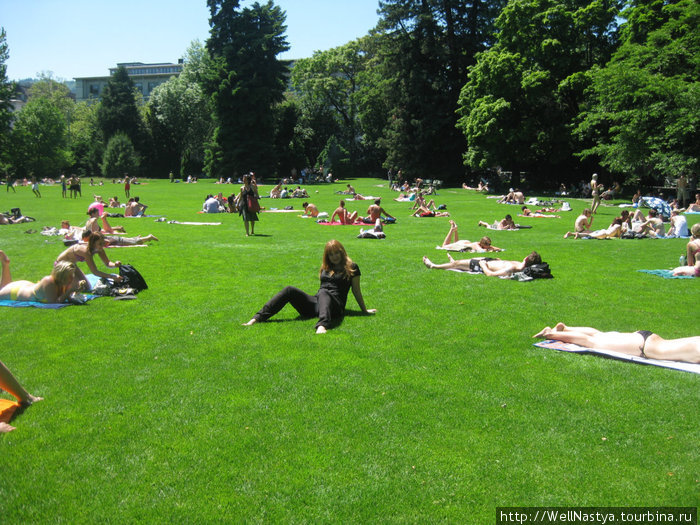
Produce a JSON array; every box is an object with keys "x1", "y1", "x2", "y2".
[{"x1": 0, "y1": 251, "x2": 83, "y2": 304}]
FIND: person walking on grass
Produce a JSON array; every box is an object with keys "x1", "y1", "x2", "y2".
[
  {"x1": 243, "y1": 240, "x2": 376, "y2": 334},
  {"x1": 31, "y1": 176, "x2": 41, "y2": 198},
  {"x1": 237, "y1": 174, "x2": 260, "y2": 236}
]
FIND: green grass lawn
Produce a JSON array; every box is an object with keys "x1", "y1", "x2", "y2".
[{"x1": 1, "y1": 178, "x2": 697, "y2": 523}]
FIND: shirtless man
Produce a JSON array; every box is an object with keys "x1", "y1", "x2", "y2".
[
  {"x1": 439, "y1": 220, "x2": 502, "y2": 252},
  {"x1": 564, "y1": 209, "x2": 594, "y2": 238},
  {"x1": 478, "y1": 214, "x2": 516, "y2": 230},
  {"x1": 513, "y1": 189, "x2": 525, "y2": 204},
  {"x1": 302, "y1": 202, "x2": 319, "y2": 218},
  {"x1": 423, "y1": 251, "x2": 542, "y2": 278},
  {"x1": 331, "y1": 200, "x2": 358, "y2": 224},
  {"x1": 366, "y1": 199, "x2": 395, "y2": 222},
  {"x1": 632, "y1": 208, "x2": 665, "y2": 237}
]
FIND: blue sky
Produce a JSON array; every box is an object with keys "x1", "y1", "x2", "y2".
[{"x1": 1, "y1": 0, "x2": 381, "y2": 81}]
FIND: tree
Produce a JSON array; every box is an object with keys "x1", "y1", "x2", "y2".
[
  {"x1": 0, "y1": 28, "x2": 16, "y2": 170},
  {"x1": 69, "y1": 100, "x2": 103, "y2": 177},
  {"x1": 203, "y1": 0, "x2": 289, "y2": 179},
  {"x1": 147, "y1": 41, "x2": 213, "y2": 178},
  {"x1": 456, "y1": 0, "x2": 622, "y2": 187},
  {"x1": 101, "y1": 132, "x2": 139, "y2": 178},
  {"x1": 28, "y1": 74, "x2": 74, "y2": 121},
  {"x1": 291, "y1": 39, "x2": 368, "y2": 176},
  {"x1": 97, "y1": 65, "x2": 143, "y2": 154},
  {"x1": 11, "y1": 97, "x2": 70, "y2": 177},
  {"x1": 368, "y1": 0, "x2": 505, "y2": 182},
  {"x1": 575, "y1": 0, "x2": 699, "y2": 184}
]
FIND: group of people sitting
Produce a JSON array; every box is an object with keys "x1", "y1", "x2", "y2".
[
  {"x1": 269, "y1": 183, "x2": 310, "y2": 199},
  {"x1": 564, "y1": 207, "x2": 689, "y2": 239}
]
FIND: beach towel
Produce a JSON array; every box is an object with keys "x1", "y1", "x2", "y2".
[
  {"x1": 0, "y1": 274, "x2": 101, "y2": 309},
  {"x1": 346, "y1": 196, "x2": 379, "y2": 201},
  {"x1": 484, "y1": 224, "x2": 531, "y2": 230},
  {"x1": 262, "y1": 209, "x2": 298, "y2": 213},
  {"x1": 683, "y1": 211, "x2": 700, "y2": 215},
  {"x1": 533, "y1": 339, "x2": 700, "y2": 375},
  {"x1": 0, "y1": 399, "x2": 19, "y2": 424},
  {"x1": 638, "y1": 269, "x2": 694, "y2": 279}
]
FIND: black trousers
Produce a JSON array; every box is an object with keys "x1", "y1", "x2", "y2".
[{"x1": 253, "y1": 286, "x2": 343, "y2": 329}]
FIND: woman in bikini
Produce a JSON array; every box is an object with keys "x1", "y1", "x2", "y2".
[
  {"x1": 438, "y1": 220, "x2": 502, "y2": 252},
  {"x1": 533, "y1": 323, "x2": 700, "y2": 363},
  {"x1": 0, "y1": 250, "x2": 83, "y2": 303},
  {"x1": 55, "y1": 232, "x2": 124, "y2": 289}
]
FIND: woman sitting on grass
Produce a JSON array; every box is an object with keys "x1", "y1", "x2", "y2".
[
  {"x1": 438, "y1": 220, "x2": 502, "y2": 252},
  {"x1": 423, "y1": 251, "x2": 541, "y2": 278},
  {"x1": 533, "y1": 323, "x2": 700, "y2": 363},
  {"x1": 568, "y1": 218, "x2": 623, "y2": 240},
  {"x1": 243, "y1": 240, "x2": 376, "y2": 334},
  {"x1": 0, "y1": 250, "x2": 83, "y2": 303},
  {"x1": 0, "y1": 359, "x2": 43, "y2": 433},
  {"x1": 55, "y1": 232, "x2": 124, "y2": 289},
  {"x1": 478, "y1": 214, "x2": 516, "y2": 230}
]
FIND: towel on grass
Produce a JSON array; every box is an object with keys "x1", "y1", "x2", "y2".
[
  {"x1": 0, "y1": 274, "x2": 101, "y2": 309},
  {"x1": 683, "y1": 211, "x2": 700, "y2": 215},
  {"x1": 317, "y1": 221, "x2": 365, "y2": 226},
  {"x1": 346, "y1": 196, "x2": 379, "y2": 201},
  {"x1": 533, "y1": 339, "x2": 700, "y2": 375},
  {"x1": 638, "y1": 269, "x2": 694, "y2": 279},
  {"x1": 0, "y1": 399, "x2": 19, "y2": 424},
  {"x1": 484, "y1": 224, "x2": 531, "y2": 230},
  {"x1": 262, "y1": 209, "x2": 298, "y2": 213},
  {"x1": 167, "y1": 220, "x2": 221, "y2": 225}
]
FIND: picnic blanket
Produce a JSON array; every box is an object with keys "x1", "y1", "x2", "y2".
[
  {"x1": 0, "y1": 399, "x2": 19, "y2": 424},
  {"x1": 0, "y1": 274, "x2": 101, "y2": 309},
  {"x1": 638, "y1": 269, "x2": 694, "y2": 279},
  {"x1": 167, "y1": 220, "x2": 221, "y2": 225},
  {"x1": 262, "y1": 209, "x2": 298, "y2": 213},
  {"x1": 533, "y1": 339, "x2": 700, "y2": 374},
  {"x1": 318, "y1": 221, "x2": 365, "y2": 226},
  {"x1": 484, "y1": 224, "x2": 531, "y2": 230}
]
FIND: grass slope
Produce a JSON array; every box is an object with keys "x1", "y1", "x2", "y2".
[{"x1": 1, "y1": 180, "x2": 698, "y2": 523}]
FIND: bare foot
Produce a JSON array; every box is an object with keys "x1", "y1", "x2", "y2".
[
  {"x1": 554, "y1": 322, "x2": 566, "y2": 331},
  {"x1": 0, "y1": 250, "x2": 9, "y2": 264},
  {"x1": 242, "y1": 318, "x2": 257, "y2": 326},
  {"x1": 422, "y1": 256, "x2": 435, "y2": 269},
  {"x1": 533, "y1": 327, "x2": 552, "y2": 338},
  {"x1": 449, "y1": 220, "x2": 457, "y2": 229},
  {"x1": 316, "y1": 325, "x2": 327, "y2": 334},
  {"x1": 563, "y1": 232, "x2": 571, "y2": 239},
  {"x1": 0, "y1": 422, "x2": 16, "y2": 433},
  {"x1": 20, "y1": 394, "x2": 43, "y2": 407}
]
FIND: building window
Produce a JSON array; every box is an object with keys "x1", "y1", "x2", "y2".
[{"x1": 89, "y1": 84, "x2": 100, "y2": 96}]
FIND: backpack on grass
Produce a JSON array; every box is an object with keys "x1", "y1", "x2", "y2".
[{"x1": 118, "y1": 264, "x2": 148, "y2": 292}]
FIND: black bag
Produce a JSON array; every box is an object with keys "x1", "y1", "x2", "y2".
[
  {"x1": 523, "y1": 263, "x2": 553, "y2": 279},
  {"x1": 118, "y1": 264, "x2": 148, "y2": 292}
]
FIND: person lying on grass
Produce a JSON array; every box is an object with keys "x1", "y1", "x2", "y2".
[
  {"x1": 79, "y1": 222, "x2": 158, "y2": 246},
  {"x1": 0, "y1": 359, "x2": 43, "y2": 433},
  {"x1": 533, "y1": 323, "x2": 700, "y2": 364},
  {"x1": 423, "y1": 251, "x2": 541, "y2": 278},
  {"x1": 411, "y1": 204, "x2": 450, "y2": 217},
  {"x1": 438, "y1": 220, "x2": 502, "y2": 252},
  {"x1": 0, "y1": 251, "x2": 84, "y2": 303},
  {"x1": 243, "y1": 239, "x2": 376, "y2": 334},
  {"x1": 478, "y1": 214, "x2": 516, "y2": 230},
  {"x1": 55, "y1": 232, "x2": 124, "y2": 289}
]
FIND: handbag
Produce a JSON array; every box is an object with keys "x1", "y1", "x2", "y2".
[{"x1": 247, "y1": 194, "x2": 260, "y2": 213}]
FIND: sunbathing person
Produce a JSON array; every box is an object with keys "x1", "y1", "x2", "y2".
[
  {"x1": 269, "y1": 182, "x2": 283, "y2": 199},
  {"x1": 666, "y1": 209, "x2": 689, "y2": 238},
  {"x1": 686, "y1": 193, "x2": 700, "y2": 212},
  {"x1": 365, "y1": 199, "x2": 395, "y2": 222},
  {"x1": 519, "y1": 206, "x2": 560, "y2": 218},
  {"x1": 672, "y1": 259, "x2": 700, "y2": 277},
  {"x1": 55, "y1": 232, "x2": 124, "y2": 288},
  {"x1": 412, "y1": 192, "x2": 436, "y2": 211},
  {"x1": 423, "y1": 251, "x2": 541, "y2": 278},
  {"x1": 124, "y1": 197, "x2": 148, "y2": 217},
  {"x1": 684, "y1": 223, "x2": 700, "y2": 267},
  {"x1": 331, "y1": 200, "x2": 359, "y2": 224},
  {"x1": 0, "y1": 250, "x2": 84, "y2": 303},
  {"x1": 569, "y1": 218, "x2": 623, "y2": 239},
  {"x1": 0, "y1": 359, "x2": 43, "y2": 433},
  {"x1": 564, "y1": 209, "x2": 594, "y2": 238},
  {"x1": 438, "y1": 220, "x2": 502, "y2": 252},
  {"x1": 478, "y1": 214, "x2": 516, "y2": 230},
  {"x1": 411, "y1": 204, "x2": 449, "y2": 217},
  {"x1": 533, "y1": 322, "x2": 700, "y2": 364},
  {"x1": 631, "y1": 208, "x2": 665, "y2": 237},
  {"x1": 302, "y1": 202, "x2": 319, "y2": 217}
]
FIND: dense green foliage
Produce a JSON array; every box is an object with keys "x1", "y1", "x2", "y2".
[
  {"x1": 3, "y1": 0, "x2": 696, "y2": 187},
  {"x1": 0, "y1": 28, "x2": 15, "y2": 171},
  {"x1": 10, "y1": 97, "x2": 70, "y2": 178},
  {"x1": 203, "y1": 0, "x2": 289, "y2": 179},
  {"x1": 1, "y1": 179, "x2": 698, "y2": 521},
  {"x1": 575, "y1": 0, "x2": 699, "y2": 183},
  {"x1": 101, "y1": 132, "x2": 140, "y2": 178}
]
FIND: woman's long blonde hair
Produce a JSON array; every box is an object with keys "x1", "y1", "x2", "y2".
[{"x1": 320, "y1": 239, "x2": 355, "y2": 280}]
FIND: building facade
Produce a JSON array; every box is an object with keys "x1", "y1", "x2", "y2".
[{"x1": 74, "y1": 61, "x2": 183, "y2": 102}]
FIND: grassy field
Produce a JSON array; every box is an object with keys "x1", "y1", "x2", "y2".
[{"x1": 1, "y1": 178, "x2": 697, "y2": 523}]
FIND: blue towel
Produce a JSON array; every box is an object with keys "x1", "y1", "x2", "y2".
[
  {"x1": 638, "y1": 269, "x2": 694, "y2": 279},
  {"x1": 0, "y1": 274, "x2": 102, "y2": 308}
]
